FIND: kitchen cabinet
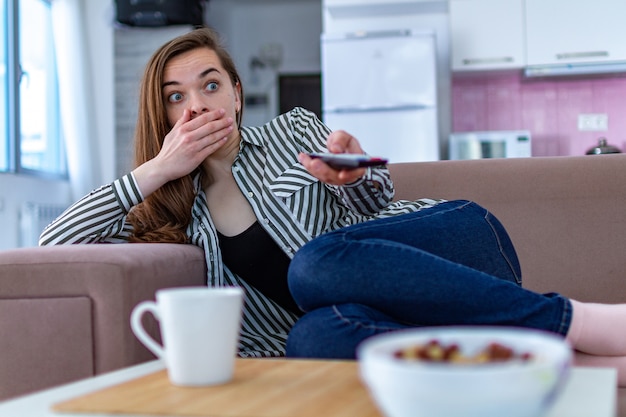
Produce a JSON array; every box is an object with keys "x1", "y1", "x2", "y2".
[
  {"x1": 525, "y1": 0, "x2": 626, "y2": 66},
  {"x1": 323, "y1": 0, "x2": 447, "y2": 21},
  {"x1": 449, "y1": 0, "x2": 525, "y2": 71}
]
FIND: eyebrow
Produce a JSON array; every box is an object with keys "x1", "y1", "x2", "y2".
[{"x1": 162, "y1": 67, "x2": 220, "y2": 89}]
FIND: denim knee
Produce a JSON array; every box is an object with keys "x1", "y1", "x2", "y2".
[
  {"x1": 286, "y1": 306, "x2": 357, "y2": 359},
  {"x1": 285, "y1": 303, "x2": 411, "y2": 359}
]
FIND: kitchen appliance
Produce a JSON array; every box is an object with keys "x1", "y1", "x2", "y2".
[
  {"x1": 585, "y1": 137, "x2": 621, "y2": 155},
  {"x1": 449, "y1": 130, "x2": 532, "y2": 160},
  {"x1": 321, "y1": 29, "x2": 439, "y2": 163}
]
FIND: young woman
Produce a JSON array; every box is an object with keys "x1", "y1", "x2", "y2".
[{"x1": 40, "y1": 27, "x2": 626, "y2": 385}]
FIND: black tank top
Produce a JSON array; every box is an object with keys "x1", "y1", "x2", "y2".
[{"x1": 217, "y1": 221, "x2": 301, "y2": 315}]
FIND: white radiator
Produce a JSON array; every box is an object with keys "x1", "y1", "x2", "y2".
[{"x1": 19, "y1": 202, "x2": 67, "y2": 247}]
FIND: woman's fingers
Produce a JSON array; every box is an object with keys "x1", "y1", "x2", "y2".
[
  {"x1": 298, "y1": 152, "x2": 365, "y2": 186},
  {"x1": 297, "y1": 130, "x2": 368, "y2": 185},
  {"x1": 156, "y1": 109, "x2": 235, "y2": 179},
  {"x1": 326, "y1": 130, "x2": 365, "y2": 154}
]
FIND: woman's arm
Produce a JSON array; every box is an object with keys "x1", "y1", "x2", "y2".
[
  {"x1": 41, "y1": 108, "x2": 234, "y2": 246},
  {"x1": 292, "y1": 108, "x2": 394, "y2": 216},
  {"x1": 38, "y1": 173, "x2": 143, "y2": 245}
]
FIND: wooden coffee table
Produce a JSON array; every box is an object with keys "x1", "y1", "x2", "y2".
[{"x1": 0, "y1": 358, "x2": 617, "y2": 417}]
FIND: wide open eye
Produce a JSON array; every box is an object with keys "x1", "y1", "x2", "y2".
[
  {"x1": 205, "y1": 82, "x2": 219, "y2": 92},
  {"x1": 167, "y1": 92, "x2": 184, "y2": 103}
]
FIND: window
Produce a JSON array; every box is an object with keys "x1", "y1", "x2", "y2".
[
  {"x1": 1, "y1": 0, "x2": 66, "y2": 176},
  {"x1": 0, "y1": 0, "x2": 7, "y2": 171}
]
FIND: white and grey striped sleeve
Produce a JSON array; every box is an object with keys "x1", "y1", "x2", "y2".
[
  {"x1": 38, "y1": 173, "x2": 143, "y2": 245},
  {"x1": 336, "y1": 166, "x2": 395, "y2": 216}
]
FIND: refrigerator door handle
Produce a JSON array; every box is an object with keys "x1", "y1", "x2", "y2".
[
  {"x1": 324, "y1": 104, "x2": 432, "y2": 114},
  {"x1": 346, "y1": 29, "x2": 412, "y2": 39},
  {"x1": 323, "y1": 29, "x2": 427, "y2": 41}
]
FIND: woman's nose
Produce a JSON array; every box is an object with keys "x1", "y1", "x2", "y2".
[{"x1": 189, "y1": 94, "x2": 209, "y2": 117}]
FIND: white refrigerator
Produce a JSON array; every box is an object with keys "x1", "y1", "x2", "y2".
[{"x1": 321, "y1": 29, "x2": 440, "y2": 163}]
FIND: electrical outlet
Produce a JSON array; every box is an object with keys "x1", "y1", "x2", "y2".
[{"x1": 578, "y1": 114, "x2": 608, "y2": 131}]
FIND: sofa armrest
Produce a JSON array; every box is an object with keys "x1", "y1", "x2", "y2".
[{"x1": 0, "y1": 243, "x2": 206, "y2": 399}]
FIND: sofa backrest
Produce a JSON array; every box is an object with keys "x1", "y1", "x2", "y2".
[{"x1": 388, "y1": 154, "x2": 626, "y2": 304}]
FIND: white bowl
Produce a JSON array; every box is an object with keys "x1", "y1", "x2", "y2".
[{"x1": 357, "y1": 326, "x2": 572, "y2": 417}]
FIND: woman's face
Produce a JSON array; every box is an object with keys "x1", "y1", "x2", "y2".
[{"x1": 162, "y1": 47, "x2": 241, "y2": 127}]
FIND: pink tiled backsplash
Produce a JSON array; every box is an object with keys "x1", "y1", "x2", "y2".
[{"x1": 452, "y1": 72, "x2": 626, "y2": 157}]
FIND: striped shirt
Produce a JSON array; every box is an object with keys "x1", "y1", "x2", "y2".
[{"x1": 39, "y1": 107, "x2": 443, "y2": 357}]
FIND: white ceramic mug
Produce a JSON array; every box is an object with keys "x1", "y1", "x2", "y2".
[{"x1": 130, "y1": 286, "x2": 244, "y2": 386}]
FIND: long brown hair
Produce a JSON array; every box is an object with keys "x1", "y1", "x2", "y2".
[{"x1": 127, "y1": 27, "x2": 244, "y2": 243}]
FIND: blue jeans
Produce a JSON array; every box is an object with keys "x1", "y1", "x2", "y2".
[{"x1": 285, "y1": 200, "x2": 572, "y2": 359}]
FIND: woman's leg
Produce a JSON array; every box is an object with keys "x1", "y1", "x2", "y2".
[
  {"x1": 286, "y1": 303, "x2": 626, "y2": 387},
  {"x1": 286, "y1": 304, "x2": 625, "y2": 361},
  {"x1": 567, "y1": 300, "x2": 626, "y2": 356},
  {"x1": 289, "y1": 200, "x2": 571, "y2": 335},
  {"x1": 286, "y1": 303, "x2": 411, "y2": 359}
]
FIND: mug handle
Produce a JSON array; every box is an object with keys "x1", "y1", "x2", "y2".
[{"x1": 130, "y1": 301, "x2": 165, "y2": 359}]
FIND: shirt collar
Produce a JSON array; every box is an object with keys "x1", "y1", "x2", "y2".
[
  {"x1": 239, "y1": 126, "x2": 266, "y2": 149},
  {"x1": 191, "y1": 126, "x2": 266, "y2": 191}
]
